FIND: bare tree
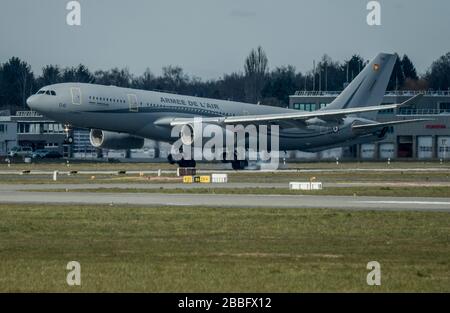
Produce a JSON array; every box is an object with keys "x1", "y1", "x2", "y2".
[{"x1": 244, "y1": 46, "x2": 268, "y2": 103}]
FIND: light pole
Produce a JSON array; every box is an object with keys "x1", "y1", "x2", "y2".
[{"x1": 444, "y1": 139, "x2": 447, "y2": 161}]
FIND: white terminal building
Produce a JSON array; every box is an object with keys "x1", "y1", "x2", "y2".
[{"x1": 289, "y1": 90, "x2": 450, "y2": 161}]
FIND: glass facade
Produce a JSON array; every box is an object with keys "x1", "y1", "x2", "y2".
[
  {"x1": 17, "y1": 123, "x2": 64, "y2": 134},
  {"x1": 293, "y1": 103, "x2": 317, "y2": 111}
]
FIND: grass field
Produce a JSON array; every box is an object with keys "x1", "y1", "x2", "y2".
[
  {"x1": 1, "y1": 167, "x2": 450, "y2": 185},
  {"x1": 0, "y1": 204, "x2": 448, "y2": 292},
  {"x1": 26, "y1": 186, "x2": 450, "y2": 198}
]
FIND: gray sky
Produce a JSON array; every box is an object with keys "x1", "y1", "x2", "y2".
[{"x1": 1, "y1": 0, "x2": 449, "y2": 79}]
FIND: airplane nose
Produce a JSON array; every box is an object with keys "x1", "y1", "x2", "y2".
[{"x1": 26, "y1": 95, "x2": 36, "y2": 109}]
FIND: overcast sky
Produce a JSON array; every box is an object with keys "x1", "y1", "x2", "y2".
[{"x1": 1, "y1": 0, "x2": 449, "y2": 79}]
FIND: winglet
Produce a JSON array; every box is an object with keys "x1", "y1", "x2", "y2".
[{"x1": 397, "y1": 94, "x2": 424, "y2": 108}]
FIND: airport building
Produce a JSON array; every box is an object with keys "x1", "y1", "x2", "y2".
[
  {"x1": 0, "y1": 111, "x2": 66, "y2": 156},
  {"x1": 0, "y1": 110, "x2": 161, "y2": 160},
  {"x1": 13, "y1": 111, "x2": 67, "y2": 152},
  {"x1": 289, "y1": 90, "x2": 450, "y2": 161},
  {"x1": 0, "y1": 114, "x2": 17, "y2": 155}
]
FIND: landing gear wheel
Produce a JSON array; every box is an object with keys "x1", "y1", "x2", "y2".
[
  {"x1": 179, "y1": 160, "x2": 196, "y2": 168},
  {"x1": 231, "y1": 160, "x2": 248, "y2": 170},
  {"x1": 168, "y1": 154, "x2": 176, "y2": 165}
]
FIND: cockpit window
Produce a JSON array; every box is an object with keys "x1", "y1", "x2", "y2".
[{"x1": 38, "y1": 89, "x2": 56, "y2": 96}]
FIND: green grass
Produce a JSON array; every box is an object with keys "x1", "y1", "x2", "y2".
[
  {"x1": 0, "y1": 174, "x2": 182, "y2": 185},
  {"x1": 1, "y1": 161, "x2": 449, "y2": 185},
  {"x1": 229, "y1": 171, "x2": 450, "y2": 183},
  {"x1": 0, "y1": 204, "x2": 448, "y2": 292},
  {"x1": 26, "y1": 186, "x2": 450, "y2": 198},
  {"x1": 1, "y1": 170, "x2": 450, "y2": 185}
]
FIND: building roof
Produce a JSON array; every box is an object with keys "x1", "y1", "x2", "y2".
[{"x1": 291, "y1": 90, "x2": 450, "y2": 97}]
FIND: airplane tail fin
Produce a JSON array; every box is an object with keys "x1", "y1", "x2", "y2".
[{"x1": 324, "y1": 53, "x2": 397, "y2": 111}]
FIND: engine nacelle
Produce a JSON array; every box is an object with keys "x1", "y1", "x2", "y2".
[
  {"x1": 180, "y1": 124, "x2": 195, "y2": 145},
  {"x1": 179, "y1": 123, "x2": 213, "y2": 146},
  {"x1": 89, "y1": 129, "x2": 144, "y2": 150}
]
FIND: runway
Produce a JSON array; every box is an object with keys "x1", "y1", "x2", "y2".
[
  {"x1": 0, "y1": 183, "x2": 449, "y2": 212},
  {"x1": 1, "y1": 181, "x2": 450, "y2": 191}
]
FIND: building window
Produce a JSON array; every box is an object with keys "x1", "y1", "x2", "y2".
[
  {"x1": 298, "y1": 104, "x2": 306, "y2": 111},
  {"x1": 18, "y1": 123, "x2": 30, "y2": 134},
  {"x1": 440, "y1": 102, "x2": 450, "y2": 112},
  {"x1": 0, "y1": 124, "x2": 6, "y2": 133},
  {"x1": 29, "y1": 124, "x2": 38, "y2": 134},
  {"x1": 296, "y1": 103, "x2": 316, "y2": 111},
  {"x1": 379, "y1": 109, "x2": 394, "y2": 114}
]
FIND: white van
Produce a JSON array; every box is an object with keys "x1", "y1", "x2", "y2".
[{"x1": 8, "y1": 146, "x2": 33, "y2": 158}]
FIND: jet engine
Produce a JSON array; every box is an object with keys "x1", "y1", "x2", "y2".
[
  {"x1": 89, "y1": 129, "x2": 144, "y2": 150},
  {"x1": 179, "y1": 124, "x2": 199, "y2": 146},
  {"x1": 178, "y1": 123, "x2": 231, "y2": 146}
]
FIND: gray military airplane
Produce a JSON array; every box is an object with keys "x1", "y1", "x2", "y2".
[{"x1": 27, "y1": 53, "x2": 428, "y2": 169}]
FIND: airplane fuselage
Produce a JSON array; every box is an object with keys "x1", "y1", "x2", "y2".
[{"x1": 27, "y1": 82, "x2": 383, "y2": 152}]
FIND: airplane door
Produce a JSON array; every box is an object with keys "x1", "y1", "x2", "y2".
[
  {"x1": 71, "y1": 87, "x2": 82, "y2": 105},
  {"x1": 128, "y1": 94, "x2": 138, "y2": 112}
]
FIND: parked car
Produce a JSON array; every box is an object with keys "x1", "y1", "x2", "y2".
[
  {"x1": 8, "y1": 146, "x2": 33, "y2": 158},
  {"x1": 31, "y1": 149, "x2": 62, "y2": 159}
]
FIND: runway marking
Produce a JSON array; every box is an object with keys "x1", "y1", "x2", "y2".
[{"x1": 357, "y1": 201, "x2": 450, "y2": 206}]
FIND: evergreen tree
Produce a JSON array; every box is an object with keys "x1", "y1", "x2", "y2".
[
  {"x1": 388, "y1": 54, "x2": 405, "y2": 90},
  {"x1": 401, "y1": 55, "x2": 418, "y2": 81},
  {"x1": 37, "y1": 65, "x2": 62, "y2": 88},
  {"x1": 426, "y1": 52, "x2": 450, "y2": 90},
  {"x1": 0, "y1": 57, "x2": 35, "y2": 111}
]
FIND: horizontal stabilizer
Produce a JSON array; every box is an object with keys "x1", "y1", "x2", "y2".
[
  {"x1": 396, "y1": 94, "x2": 424, "y2": 108},
  {"x1": 352, "y1": 118, "x2": 433, "y2": 132}
]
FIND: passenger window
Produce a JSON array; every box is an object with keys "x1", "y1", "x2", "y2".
[
  {"x1": 45, "y1": 90, "x2": 51, "y2": 95},
  {"x1": 51, "y1": 91, "x2": 56, "y2": 96}
]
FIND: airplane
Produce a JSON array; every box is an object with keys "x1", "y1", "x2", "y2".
[{"x1": 27, "y1": 53, "x2": 429, "y2": 170}]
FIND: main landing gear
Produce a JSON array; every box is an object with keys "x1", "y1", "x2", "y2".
[
  {"x1": 168, "y1": 154, "x2": 196, "y2": 168},
  {"x1": 231, "y1": 160, "x2": 248, "y2": 170}
]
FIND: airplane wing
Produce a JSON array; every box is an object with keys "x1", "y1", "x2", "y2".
[
  {"x1": 352, "y1": 118, "x2": 433, "y2": 133},
  {"x1": 168, "y1": 94, "x2": 424, "y2": 126}
]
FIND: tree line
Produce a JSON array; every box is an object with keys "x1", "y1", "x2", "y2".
[{"x1": 1, "y1": 47, "x2": 450, "y2": 113}]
